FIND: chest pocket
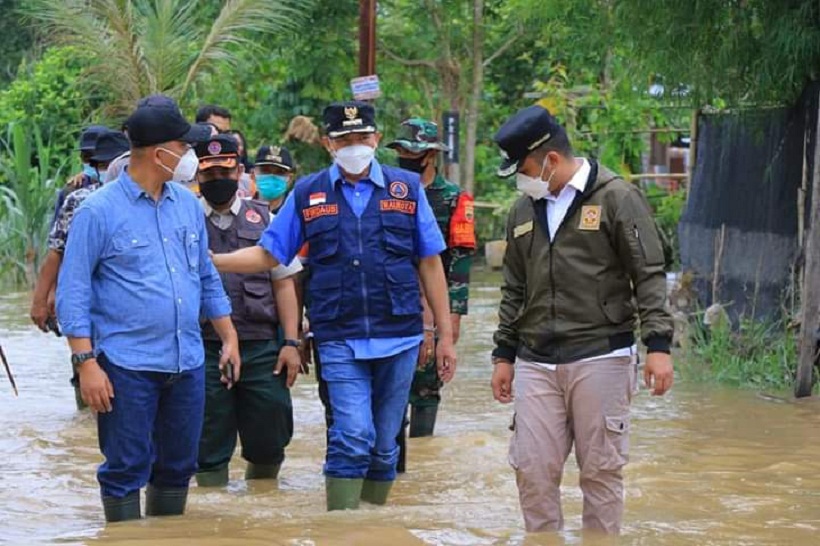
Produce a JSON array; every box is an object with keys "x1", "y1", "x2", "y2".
[
  {"x1": 381, "y1": 213, "x2": 416, "y2": 256},
  {"x1": 237, "y1": 228, "x2": 263, "y2": 249},
  {"x1": 304, "y1": 214, "x2": 340, "y2": 262},
  {"x1": 177, "y1": 228, "x2": 200, "y2": 273},
  {"x1": 110, "y1": 231, "x2": 152, "y2": 273}
]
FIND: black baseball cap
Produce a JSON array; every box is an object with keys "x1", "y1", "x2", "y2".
[
  {"x1": 126, "y1": 94, "x2": 211, "y2": 148},
  {"x1": 195, "y1": 134, "x2": 239, "y2": 171},
  {"x1": 323, "y1": 101, "x2": 376, "y2": 138},
  {"x1": 78, "y1": 125, "x2": 109, "y2": 152},
  {"x1": 494, "y1": 105, "x2": 565, "y2": 178},
  {"x1": 254, "y1": 145, "x2": 293, "y2": 171},
  {"x1": 90, "y1": 131, "x2": 130, "y2": 164}
]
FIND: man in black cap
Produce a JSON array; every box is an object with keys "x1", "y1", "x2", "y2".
[
  {"x1": 211, "y1": 100, "x2": 457, "y2": 511},
  {"x1": 253, "y1": 144, "x2": 295, "y2": 214},
  {"x1": 490, "y1": 105, "x2": 674, "y2": 534},
  {"x1": 30, "y1": 130, "x2": 130, "y2": 408},
  {"x1": 53, "y1": 125, "x2": 110, "y2": 219},
  {"x1": 193, "y1": 134, "x2": 302, "y2": 487},
  {"x1": 57, "y1": 95, "x2": 240, "y2": 522}
]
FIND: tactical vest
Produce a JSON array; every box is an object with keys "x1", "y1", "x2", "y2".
[
  {"x1": 293, "y1": 165, "x2": 424, "y2": 343},
  {"x1": 202, "y1": 199, "x2": 279, "y2": 341}
]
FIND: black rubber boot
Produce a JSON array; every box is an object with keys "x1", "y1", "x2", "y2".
[
  {"x1": 245, "y1": 462, "x2": 281, "y2": 480},
  {"x1": 409, "y1": 405, "x2": 438, "y2": 438},
  {"x1": 195, "y1": 466, "x2": 229, "y2": 487},
  {"x1": 145, "y1": 485, "x2": 188, "y2": 517},
  {"x1": 102, "y1": 491, "x2": 141, "y2": 523}
]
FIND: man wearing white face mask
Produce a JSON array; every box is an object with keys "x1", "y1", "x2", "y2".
[
  {"x1": 211, "y1": 100, "x2": 457, "y2": 511},
  {"x1": 57, "y1": 95, "x2": 241, "y2": 522},
  {"x1": 490, "y1": 105, "x2": 674, "y2": 534}
]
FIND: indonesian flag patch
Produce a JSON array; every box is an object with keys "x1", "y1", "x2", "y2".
[{"x1": 309, "y1": 192, "x2": 327, "y2": 206}]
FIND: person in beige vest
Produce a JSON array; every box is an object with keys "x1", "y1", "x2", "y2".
[{"x1": 490, "y1": 105, "x2": 674, "y2": 535}]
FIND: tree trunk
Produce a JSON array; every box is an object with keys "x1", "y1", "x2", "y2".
[
  {"x1": 464, "y1": 0, "x2": 484, "y2": 194},
  {"x1": 795, "y1": 93, "x2": 820, "y2": 398}
]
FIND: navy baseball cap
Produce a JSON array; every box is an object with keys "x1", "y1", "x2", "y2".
[
  {"x1": 126, "y1": 94, "x2": 211, "y2": 148},
  {"x1": 254, "y1": 145, "x2": 294, "y2": 171},
  {"x1": 89, "y1": 131, "x2": 130, "y2": 163},
  {"x1": 323, "y1": 101, "x2": 376, "y2": 138},
  {"x1": 78, "y1": 125, "x2": 109, "y2": 152},
  {"x1": 494, "y1": 105, "x2": 565, "y2": 178},
  {"x1": 195, "y1": 134, "x2": 239, "y2": 171}
]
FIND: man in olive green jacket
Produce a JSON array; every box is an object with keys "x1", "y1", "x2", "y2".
[{"x1": 490, "y1": 105, "x2": 674, "y2": 535}]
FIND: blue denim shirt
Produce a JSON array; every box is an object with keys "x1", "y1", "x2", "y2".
[
  {"x1": 259, "y1": 160, "x2": 445, "y2": 359},
  {"x1": 56, "y1": 171, "x2": 232, "y2": 373}
]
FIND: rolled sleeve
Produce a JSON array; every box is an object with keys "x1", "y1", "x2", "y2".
[
  {"x1": 259, "y1": 192, "x2": 304, "y2": 265},
  {"x1": 415, "y1": 188, "x2": 446, "y2": 258},
  {"x1": 197, "y1": 214, "x2": 232, "y2": 319},
  {"x1": 271, "y1": 257, "x2": 303, "y2": 280},
  {"x1": 56, "y1": 205, "x2": 103, "y2": 337}
]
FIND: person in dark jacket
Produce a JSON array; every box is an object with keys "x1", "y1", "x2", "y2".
[{"x1": 490, "y1": 105, "x2": 674, "y2": 535}]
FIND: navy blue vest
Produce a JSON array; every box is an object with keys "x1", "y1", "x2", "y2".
[{"x1": 294, "y1": 165, "x2": 424, "y2": 343}]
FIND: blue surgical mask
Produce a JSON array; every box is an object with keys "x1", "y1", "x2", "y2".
[
  {"x1": 82, "y1": 163, "x2": 100, "y2": 182},
  {"x1": 256, "y1": 174, "x2": 289, "y2": 200}
]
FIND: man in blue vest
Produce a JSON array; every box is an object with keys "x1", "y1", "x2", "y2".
[{"x1": 212, "y1": 101, "x2": 457, "y2": 511}]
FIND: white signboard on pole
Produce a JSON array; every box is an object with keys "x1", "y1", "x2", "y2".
[{"x1": 351, "y1": 75, "x2": 381, "y2": 100}]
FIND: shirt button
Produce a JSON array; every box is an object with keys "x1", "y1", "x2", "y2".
[
  {"x1": 163, "y1": 237, "x2": 168, "y2": 243},
  {"x1": 171, "y1": 267, "x2": 176, "y2": 273},
  {"x1": 353, "y1": 259, "x2": 360, "y2": 267},
  {"x1": 177, "y1": 329, "x2": 181, "y2": 334},
  {"x1": 178, "y1": 298, "x2": 182, "y2": 304}
]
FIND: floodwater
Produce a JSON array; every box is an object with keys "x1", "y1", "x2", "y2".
[{"x1": 2, "y1": 272, "x2": 820, "y2": 546}]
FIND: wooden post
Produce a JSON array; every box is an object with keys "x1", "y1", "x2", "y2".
[
  {"x1": 358, "y1": 0, "x2": 376, "y2": 77},
  {"x1": 795, "y1": 92, "x2": 820, "y2": 398}
]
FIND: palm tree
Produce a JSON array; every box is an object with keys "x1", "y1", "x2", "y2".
[{"x1": 25, "y1": 0, "x2": 311, "y2": 117}]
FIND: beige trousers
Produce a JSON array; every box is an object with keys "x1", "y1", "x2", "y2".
[{"x1": 509, "y1": 356, "x2": 636, "y2": 534}]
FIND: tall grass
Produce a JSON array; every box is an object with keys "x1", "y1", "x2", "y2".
[
  {"x1": 0, "y1": 123, "x2": 68, "y2": 288},
  {"x1": 679, "y1": 318, "x2": 800, "y2": 392}
]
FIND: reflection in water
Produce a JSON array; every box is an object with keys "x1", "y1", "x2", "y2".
[{"x1": 2, "y1": 275, "x2": 820, "y2": 545}]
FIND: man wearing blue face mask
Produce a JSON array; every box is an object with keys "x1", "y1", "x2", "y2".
[
  {"x1": 252, "y1": 144, "x2": 295, "y2": 214},
  {"x1": 211, "y1": 100, "x2": 457, "y2": 512}
]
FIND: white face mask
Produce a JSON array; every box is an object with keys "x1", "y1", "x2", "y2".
[
  {"x1": 515, "y1": 155, "x2": 555, "y2": 200},
  {"x1": 158, "y1": 147, "x2": 199, "y2": 183},
  {"x1": 333, "y1": 144, "x2": 375, "y2": 175}
]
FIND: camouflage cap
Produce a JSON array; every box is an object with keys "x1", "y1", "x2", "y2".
[{"x1": 386, "y1": 118, "x2": 450, "y2": 153}]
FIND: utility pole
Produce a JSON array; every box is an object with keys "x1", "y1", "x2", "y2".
[
  {"x1": 795, "y1": 90, "x2": 820, "y2": 398},
  {"x1": 359, "y1": 0, "x2": 377, "y2": 78}
]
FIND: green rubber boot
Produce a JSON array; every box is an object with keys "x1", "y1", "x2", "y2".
[
  {"x1": 195, "y1": 466, "x2": 229, "y2": 487},
  {"x1": 102, "y1": 491, "x2": 141, "y2": 523},
  {"x1": 145, "y1": 485, "x2": 188, "y2": 517},
  {"x1": 245, "y1": 462, "x2": 281, "y2": 480},
  {"x1": 325, "y1": 477, "x2": 363, "y2": 511},
  {"x1": 361, "y1": 479, "x2": 393, "y2": 505},
  {"x1": 409, "y1": 405, "x2": 438, "y2": 438}
]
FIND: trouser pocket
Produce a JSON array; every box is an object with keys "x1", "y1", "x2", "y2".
[{"x1": 599, "y1": 414, "x2": 630, "y2": 471}]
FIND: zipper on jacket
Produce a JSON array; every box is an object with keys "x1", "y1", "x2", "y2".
[
  {"x1": 357, "y1": 216, "x2": 370, "y2": 338},
  {"x1": 633, "y1": 224, "x2": 647, "y2": 262}
]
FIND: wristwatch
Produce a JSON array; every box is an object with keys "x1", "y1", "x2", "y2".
[
  {"x1": 283, "y1": 339, "x2": 302, "y2": 348},
  {"x1": 71, "y1": 351, "x2": 96, "y2": 369}
]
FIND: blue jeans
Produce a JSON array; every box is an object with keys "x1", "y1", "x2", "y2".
[
  {"x1": 97, "y1": 354, "x2": 205, "y2": 498},
  {"x1": 319, "y1": 343, "x2": 416, "y2": 481}
]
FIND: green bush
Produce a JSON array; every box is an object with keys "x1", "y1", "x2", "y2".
[{"x1": 680, "y1": 317, "x2": 799, "y2": 392}]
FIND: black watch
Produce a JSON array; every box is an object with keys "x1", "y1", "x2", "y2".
[
  {"x1": 282, "y1": 339, "x2": 302, "y2": 349},
  {"x1": 71, "y1": 351, "x2": 96, "y2": 369}
]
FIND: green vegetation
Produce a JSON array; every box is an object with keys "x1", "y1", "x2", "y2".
[{"x1": 679, "y1": 319, "x2": 800, "y2": 393}]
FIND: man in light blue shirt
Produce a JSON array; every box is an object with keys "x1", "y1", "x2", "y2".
[
  {"x1": 57, "y1": 95, "x2": 240, "y2": 523},
  {"x1": 212, "y1": 101, "x2": 457, "y2": 511}
]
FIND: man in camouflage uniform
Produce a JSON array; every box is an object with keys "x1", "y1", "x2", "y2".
[{"x1": 388, "y1": 118, "x2": 476, "y2": 444}]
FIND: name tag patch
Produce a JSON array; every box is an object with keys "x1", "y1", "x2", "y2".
[
  {"x1": 380, "y1": 199, "x2": 417, "y2": 214},
  {"x1": 513, "y1": 220, "x2": 533, "y2": 238},
  {"x1": 579, "y1": 205, "x2": 602, "y2": 231},
  {"x1": 303, "y1": 203, "x2": 339, "y2": 222}
]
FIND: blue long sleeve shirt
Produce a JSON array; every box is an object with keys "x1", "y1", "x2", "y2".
[{"x1": 56, "y1": 171, "x2": 232, "y2": 373}]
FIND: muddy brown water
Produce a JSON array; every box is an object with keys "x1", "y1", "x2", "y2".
[{"x1": 2, "y1": 273, "x2": 820, "y2": 545}]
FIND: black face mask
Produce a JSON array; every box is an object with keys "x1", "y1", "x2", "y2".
[
  {"x1": 200, "y1": 178, "x2": 238, "y2": 206},
  {"x1": 398, "y1": 156, "x2": 426, "y2": 174}
]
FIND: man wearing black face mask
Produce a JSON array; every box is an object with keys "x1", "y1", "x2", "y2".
[
  {"x1": 387, "y1": 118, "x2": 475, "y2": 465},
  {"x1": 194, "y1": 134, "x2": 303, "y2": 487}
]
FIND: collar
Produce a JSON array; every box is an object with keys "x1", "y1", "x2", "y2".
[
  {"x1": 201, "y1": 196, "x2": 242, "y2": 217},
  {"x1": 119, "y1": 170, "x2": 176, "y2": 203},
  {"x1": 547, "y1": 158, "x2": 590, "y2": 200},
  {"x1": 328, "y1": 158, "x2": 385, "y2": 189}
]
